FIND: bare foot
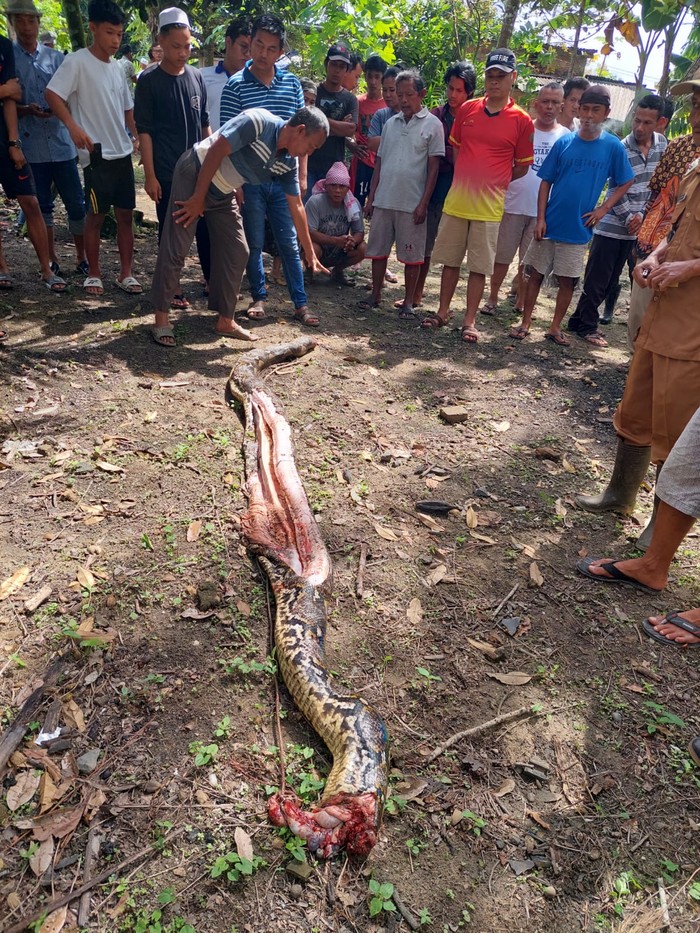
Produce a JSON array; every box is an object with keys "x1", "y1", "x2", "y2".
[
  {"x1": 583, "y1": 556, "x2": 668, "y2": 591},
  {"x1": 646, "y1": 609, "x2": 700, "y2": 645},
  {"x1": 215, "y1": 317, "x2": 258, "y2": 341}
]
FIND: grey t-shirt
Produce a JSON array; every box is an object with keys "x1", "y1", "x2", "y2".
[{"x1": 306, "y1": 192, "x2": 364, "y2": 237}]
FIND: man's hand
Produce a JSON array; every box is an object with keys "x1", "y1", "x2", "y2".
[
  {"x1": 343, "y1": 234, "x2": 355, "y2": 252},
  {"x1": 634, "y1": 255, "x2": 660, "y2": 288},
  {"x1": 413, "y1": 203, "x2": 427, "y2": 225},
  {"x1": 8, "y1": 145, "x2": 26, "y2": 169},
  {"x1": 69, "y1": 125, "x2": 93, "y2": 151},
  {"x1": 0, "y1": 78, "x2": 22, "y2": 101},
  {"x1": 647, "y1": 260, "x2": 699, "y2": 292},
  {"x1": 173, "y1": 195, "x2": 206, "y2": 228},
  {"x1": 583, "y1": 204, "x2": 608, "y2": 228},
  {"x1": 534, "y1": 219, "x2": 546, "y2": 241},
  {"x1": 144, "y1": 176, "x2": 161, "y2": 203},
  {"x1": 627, "y1": 213, "x2": 643, "y2": 235},
  {"x1": 132, "y1": 135, "x2": 140, "y2": 153},
  {"x1": 22, "y1": 103, "x2": 51, "y2": 119},
  {"x1": 308, "y1": 254, "x2": 331, "y2": 276},
  {"x1": 235, "y1": 188, "x2": 244, "y2": 208},
  {"x1": 363, "y1": 198, "x2": 374, "y2": 219}
]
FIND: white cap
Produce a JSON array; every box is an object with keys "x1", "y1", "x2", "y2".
[{"x1": 159, "y1": 6, "x2": 189, "y2": 29}]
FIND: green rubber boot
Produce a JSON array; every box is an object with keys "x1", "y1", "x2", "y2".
[{"x1": 575, "y1": 440, "x2": 651, "y2": 516}]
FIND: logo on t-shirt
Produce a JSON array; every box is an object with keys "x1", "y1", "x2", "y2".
[{"x1": 190, "y1": 95, "x2": 201, "y2": 111}]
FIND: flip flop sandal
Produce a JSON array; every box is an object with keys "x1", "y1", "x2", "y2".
[
  {"x1": 581, "y1": 331, "x2": 608, "y2": 348},
  {"x1": 480, "y1": 302, "x2": 498, "y2": 316},
  {"x1": 421, "y1": 314, "x2": 448, "y2": 329},
  {"x1": 642, "y1": 611, "x2": 700, "y2": 648},
  {"x1": 544, "y1": 332, "x2": 570, "y2": 346},
  {"x1": 170, "y1": 294, "x2": 190, "y2": 309},
  {"x1": 461, "y1": 325, "x2": 479, "y2": 343},
  {"x1": 245, "y1": 305, "x2": 266, "y2": 320},
  {"x1": 115, "y1": 276, "x2": 143, "y2": 294},
  {"x1": 398, "y1": 306, "x2": 416, "y2": 319},
  {"x1": 357, "y1": 299, "x2": 380, "y2": 311},
  {"x1": 576, "y1": 558, "x2": 662, "y2": 595},
  {"x1": 151, "y1": 325, "x2": 176, "y2": 348},
  {"x1": 509, "y1": 326, "x2": 530, "y2": 340},
  {"x1": 44, "y1": 273, "x2": 67, "y2": 293},
  {"x1": 294, "y1": 308, "x2": 320, "y2": 327},
  {"x1": 49, "y1": 260, "x2": 62, "y2": 276},
  {"x1": 75, "y1": 260, "x2": 89, "y2": 277},
  {"x1": 83, "y1": 276, "x2": 104, "y2": 295},
  {"x1": 395, "y1": 298, "x2": 422, "y2": 309},
  {"x1": 0, "y1": 273, "x2": 14, "y2": 290},
  {"x1": 384, "y1": 270, "x2": 398, "y2": 283}
]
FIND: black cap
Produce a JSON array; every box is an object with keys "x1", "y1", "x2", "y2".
[
  {"x1": 326, "y1": 43, "x2": 351, "y2": 65},
  {"x1": 485, "y1": 48, "x2": 516, "y2": 73}
]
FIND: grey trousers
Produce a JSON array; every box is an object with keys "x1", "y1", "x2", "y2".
[
  {"x1": 657, "y1": 404, "x2": 700, "y2": 518},
  {"x1": 150, "y1": 151, "x2": 248, "y2": 317},
  {"x1": 627, "y1": 279, "x2": 652, "y2": 354}
]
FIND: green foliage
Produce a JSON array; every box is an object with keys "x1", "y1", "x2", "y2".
[
  {"x1": 368, "y1": 879, "x2": 397, "y2": 917},
  {"x1": 643, "y1": 701, "x2": 686, "y2": 734},
  {"x1": 461, "y1": 809, "x2": 487, "y2": 836},
  {"x1": 219, "y1": 655, "x2": 277, "y2": 677},
  {"x1": 210, "y1": 852, "x2": 266, "y2": 884},
  {"x1": 214, "y1": 716, "x2": 232, "y2": 739},
  {"x1": 188, "y1": 741, "x2": 219, "y2": 766}
]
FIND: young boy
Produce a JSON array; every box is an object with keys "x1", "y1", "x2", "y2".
[
  {"x1": 305, "y1": 43, "x2": 358, "y2": 196},
  {"x1": 135, "y1": 7, "x2": 209, "y2": 308},
  {"x1": 361, "y1": 70, "x2": 444, "y2": 316},
  {"x1": 46, "y1": 0, "x2": 140, "y2": 296},
  {"x1": 347, "y1": 54, "x2": 387, "y2": 207},
  {"x1": 305, "y1": 161, "x2": 365, "y2": 284},
  {"x1": 512, "y1": 85, "x2": 634, "y2": 347}
]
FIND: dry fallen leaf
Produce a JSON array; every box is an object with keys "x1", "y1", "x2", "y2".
[
  {"x1": 488, "y1": 671, "x2": 532, "y2": 686},
  {"x1": 29, "y1": 836, "x2": 55, "y2": 877},
  {"x1": 373, "y1": 523, "x2": 398, "y2": 541},
  {"x1": 234, "y1": 826, "x2": 254, "y2": 861},
  {"x1": 7, "y1": 770, "x2": 41, "y2": 810},
  {"x1": 554, "y1": 498, "x2": 568, "y2": 518},
  {"x1": 236, "y1": 599, "x2": 251, "y2": 617},
  {"x1": 465, "y1": 506, "x2": 478, "y2": 529},
  {"x1": 0, "y1": 565, "x2": 31, "y2": 601},
  {"x1": 30, "y1": 805, "x2": 84, "y2": 841},
  {"x1": 494, "y1": 778, "x2": 516, "y2": 798},
  {"x1": 562, "y1": 457, "x2": 577, "y2": 474},
  {"x1": 470, "y1": 531, "x2": 497, "y2": 545},
  {"x1": 37, "y1": 905, "x2": 68, "y2": 933},
  {"x1": 491, "y1": 420, "x2": 511, "y2": 433},
  {"x1": 94, "y1": 460, "x2": 124, "y2": 473},
  {"x1": 417, "y1": 513, "x2": 444, "y2": 532},
  {"x1": 76, "y1": 566, "x2": 95, "y2": 590},
  {"x1": 186, "y1": 520, "x2": 202, "y2": 542},
  {"x1": 406, "y1": 597, "x2": 423, "y2": 625},
  {"x1": 7, "y1": 892, "x2": 21, "y2": 911},
  {"x1": 394, "y1": 775, "x2": 429, "y2": 801},
  {"x1": 425, "y1": 564, "x2": 447, "y2": 586},
  {"x1": 39, "y1": 772, "x2": 60, "y2": 814},
  {"x1": 478, "y1": 510, "x2": 502, "y2": 527},
  {"x1": 62, "y1": 699, "x2": 86, "y2": 732},
  {"x1": 529, "y1": 562, "x2": 544, "y2": 587},
  {"x1": 143, "y1": 411, "x2": 158, "y2": 423}
]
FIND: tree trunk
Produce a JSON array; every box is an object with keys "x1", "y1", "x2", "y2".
[
  {"x1": 567, "y1": 1, "x2": 586, "y2": 78},
  {"x1": 61, "y1": 0, "x2": 86, "y2": 50},
  {"x1": 497, "y1": 0, "x2": 520, "y2": 48},
  {"x1": 657, "y1": 11, "x2": 687, "y2": 96}
]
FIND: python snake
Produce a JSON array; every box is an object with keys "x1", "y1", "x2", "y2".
[{"x1": 227, "y1": 337, "x2": 389, "y2": 858}]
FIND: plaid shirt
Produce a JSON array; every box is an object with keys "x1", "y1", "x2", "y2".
[{"x1": 594, "y1": 131, "x2": 667, "y2": 240}]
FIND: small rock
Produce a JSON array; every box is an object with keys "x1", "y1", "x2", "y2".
[
  {"x1": 77, "y1": 748, "x2": 101, "y2": 774},
  {"x1": 542, "y1": 885, "x2": 557, "y2": 899},
  {"x1": 450, "y1": 809, "x2": 463, "y2": 825},
  {"x1": 588, "y1": 848, "x2": 601, "y2": 861},
  {"x1": 612, "y1": 711, "x2": 622, "y2": 724},
  {"x1": 439, "y1": 405, "x2": 469, "y2": 425},
  {"x1": 289, "y1": 884, "x2": 303, "y2": 899},
  {"x1": 195, "y1": 789, "x2": 210, "y2": 806},
  {"x1": 143, "y1": 779, "x2": 161, "y2": 794},
  {"x1": 208, "y1": 772, "x2": 218, "y2": 787},
  {"x1": 509, "y1": 858, "x2": 535, "y2": 876},
  {"x1": 286, "y1": 859, "x2": 313, "y2": 882},
  {"x1": 197, "y1": 582, "x2": 221, "y2": 611},
  {"x1": 525, "y1": 835, "x2": 536, "y2": 854},
  {"x1": 172, "y1": 866, "x2": 186, "y2": 877},
  {"x1": 499, "y1": 616, "x2": 521, "y2": 637}
]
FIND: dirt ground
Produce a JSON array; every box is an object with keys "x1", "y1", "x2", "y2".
[{"x1": 1, "y1": 195, "x2": 700, "y2": 933}]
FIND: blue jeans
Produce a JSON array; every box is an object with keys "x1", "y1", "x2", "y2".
[
  {"x1": 241, "y1": 182, "x2": 306, "y2": 308},
  {"x1": 30, "y1": 159, "x2": 85, "y2": 235}
]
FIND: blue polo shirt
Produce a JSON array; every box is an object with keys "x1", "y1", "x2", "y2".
[
  {"x1": 13, "y1": 41, "x2": 76, "y2": 163},
  {"x1": 219, "y1": 61, "x2": 302, "y2": 128},
  {"x1": 194, "y1": 108, "x2": 299, "y2": 197}
]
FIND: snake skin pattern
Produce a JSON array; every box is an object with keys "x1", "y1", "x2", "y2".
[{"x1": 227, "y1": 338, "x2": 389, "y2": 858}]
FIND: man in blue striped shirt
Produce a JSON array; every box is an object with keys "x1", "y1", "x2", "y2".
[
  {"x1": 567, "y1": 94, "x2": 668, "y2": 340},
  {"x1": 219, "y1": 14, "x2": 315, "y2": 322}
]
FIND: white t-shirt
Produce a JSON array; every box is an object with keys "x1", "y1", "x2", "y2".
[
  {"x1": 47, "y1": 47, "x2": 133, "y2": 166},
  {"x1": 504, "y1": 123, "x2": 569, "y2": 216},
  {"x1": 200, "y1": 65, "x2": 227, "y2": 130}
]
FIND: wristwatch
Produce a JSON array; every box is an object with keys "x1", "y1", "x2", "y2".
[{"x1": 7, "y1": 140, "x2": 21, "y2": 148}]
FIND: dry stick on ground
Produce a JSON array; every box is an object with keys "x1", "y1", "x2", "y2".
[
  {"x1": 426, "y1": 706, "x2": 532, "y2": 764},
  {"x1": 391, "y1": 889, "x2": 420, "y2": 931},
  {"x1": 77, "y1": 822, "x2": 102, "y2": 927},
  {"x1": 4, "y1": 827, "x2": 187, "y2": 933},
  {"x1": 356, "y1": 541, "x2": 368, "y2": 597},
  {"x1": 491, "y1": 582, "x2": 519, "y2": 619},
  {"x1": 0, "y1": 655, "x2": 66, "y2": 775}
]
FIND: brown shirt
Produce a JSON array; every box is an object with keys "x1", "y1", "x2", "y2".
[{"x1": 637, "y1": 158, "x2": 700, "y2": 361}]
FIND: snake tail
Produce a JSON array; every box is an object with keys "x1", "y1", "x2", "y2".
[{"x1": 227, "y1": 339, "x2": 389, "y2": 858}]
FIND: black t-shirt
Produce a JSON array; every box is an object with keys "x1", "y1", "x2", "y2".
[
  {"x1": 308, "y1": 84, "x2": 358, "y2": 176},
  {"x1": 0, "y1": 35, "x2": 17, "y2": 144},
  {"x1": 134, "y1": 63, "x2": 209, "y2": 185}
]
